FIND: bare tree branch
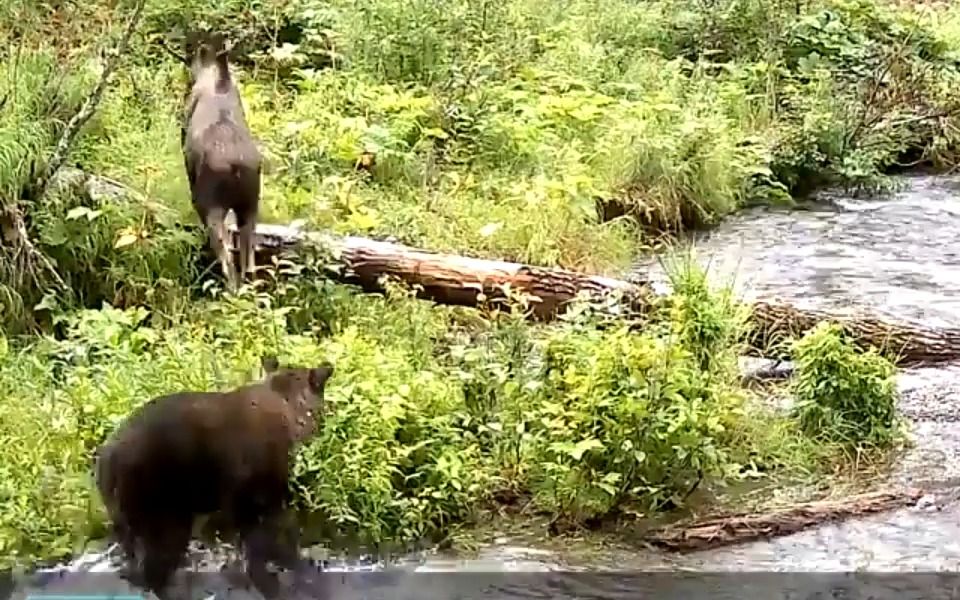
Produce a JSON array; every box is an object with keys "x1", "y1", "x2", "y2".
[
  {"x1": 30, "y1": 0, "x2": 147, "y2": 203},
  {"x1": 5, "y1": 0, "x2": 147, "y2": 293}
]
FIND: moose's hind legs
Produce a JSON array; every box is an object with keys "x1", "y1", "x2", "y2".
[
  {"x1": 235, "y1": 208, "x2": 258, "y2": 283},
  {"x1": 202, "y1": 206, "x2": 239, "y2": 291}
]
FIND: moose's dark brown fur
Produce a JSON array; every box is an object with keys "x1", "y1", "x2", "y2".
[
  {"x1": 181, "y1": 31, "x2": 262, "y2": 290},
  {"x1": 94, "y1": 356, "x2": 334, "y2": 599}
]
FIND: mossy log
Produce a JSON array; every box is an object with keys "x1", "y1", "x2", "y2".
[
  {"x1": 646, "y1": 488, "x2": 925, "y2": 552},
  {"x1": 241, "y1": 222, "x2": 960, "y2": 368}
]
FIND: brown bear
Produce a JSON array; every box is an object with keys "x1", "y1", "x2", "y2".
[{"x1": 93, "y1": 356, "x2": 334, "y2": 599}]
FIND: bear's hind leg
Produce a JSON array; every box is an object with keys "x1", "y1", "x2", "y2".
[{"x1": 140, "y1": 517, "x2": 192, "y2": 600}]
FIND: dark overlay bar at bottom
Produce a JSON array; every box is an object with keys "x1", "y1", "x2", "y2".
[{"x1": 8, "y1": 571, "x2": 960, "y2": 600}]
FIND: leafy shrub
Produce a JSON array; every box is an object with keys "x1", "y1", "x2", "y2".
[
  {"x1": 0, "y1": 48, "x2": 100, "y2": 330},
  {"x1": 522, "y1": 321, "x2": 741, "y2": 525},
  {"x1": 661, "y1": 251, "x2": 747, "y2": 376},
  {"x1": 506, "y1": 255, "x2": 752, "y2": 527},
  {"x1": 790, "y1": 321, "x2": 900, "y2": 447},
  {"x1": 291, "y1": 325, "x2": 491, "y2": 545}
]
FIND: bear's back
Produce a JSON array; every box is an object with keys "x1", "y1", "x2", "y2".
[{"x1": 98, "y1": 384, "x2": 297, "y2": 519}]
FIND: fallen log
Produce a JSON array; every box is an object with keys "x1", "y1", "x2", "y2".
[
  {"x1": 744, "y1": 300, "x2": 960, "y2": 368},
  {"x1": 646, "y1": 488, "x2": 926, "y2": 552},
  {"x1": 52, "y1": 168, "x2": 960, "y2": 367},
  {"x1": 243, "y1": 222, "x2": 653, "y2": 320},
  {"x1": 240, "y1": 221, "x2": 960, "y2": 368}
]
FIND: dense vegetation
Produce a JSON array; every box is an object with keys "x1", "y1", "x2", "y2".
[{"x1": 0, "y1": 0, "x2": 933, "y2": 568}]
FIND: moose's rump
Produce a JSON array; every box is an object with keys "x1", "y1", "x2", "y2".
[{"x1": 187, "y1": 120, "x2": 261, "y2": 220}]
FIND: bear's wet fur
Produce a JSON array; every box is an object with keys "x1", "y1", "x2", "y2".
[{"x1": 94, "y1": 356, "x2": 334, "y2": 599}]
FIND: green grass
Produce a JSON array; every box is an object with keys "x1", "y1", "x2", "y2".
[
  {"x1": 0, "y1": 0, "x2": 943, "y2": 570},
  {"x1": 4, "y1": 0, "x2": 960, "y2": 308}
]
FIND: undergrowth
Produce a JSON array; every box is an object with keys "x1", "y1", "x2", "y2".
[
  {"x1": 791, "y1": 321, "x2": 902, "y2": 448},
  {"x1": 0, "y1": 0, "x2": 931, "y2": 570},
  {"x1": 0, "y1": 256, "x2": 835, "y2": 568}
]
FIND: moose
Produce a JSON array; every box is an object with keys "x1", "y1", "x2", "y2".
[
  {"x1": 94, "y1": 356, "x2": 335, "y2": 599},
  {"x1": 165, "y1": 31, "x2": 262, "y2": 290}
]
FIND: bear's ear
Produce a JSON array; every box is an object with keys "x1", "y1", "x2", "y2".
[
  {"x1": 261, "y1": 355, "x2": 280, "y2": 375},
  {"x1": 308, "y1": 363, "x2": 334, "y2": 392}
]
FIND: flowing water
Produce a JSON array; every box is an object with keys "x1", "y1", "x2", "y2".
[
  {"x1": 623, "y1": 173, "x2": 960, "y2": 571},
  {"x1": 12, "y1": 173, "x2": 960, "y2": 598}
]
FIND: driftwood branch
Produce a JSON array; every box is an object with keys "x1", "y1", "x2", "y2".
[
  {"x1": 0, "y1": 203, "x2": 59, "y2": 290},
  {"x1": 155, "y1": 36, "x2": 189, "y2": 65},
  {"x1": 739, "y1": 358, "x2": 794, "y2": 386},
  {"x1": 646, "y1": 488, "x2": 925, "y2": 552},
  {"x1": 1, "y1": 182, "x2": 66, "y2": 291}
]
